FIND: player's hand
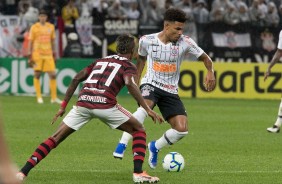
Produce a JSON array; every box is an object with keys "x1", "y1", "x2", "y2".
[
  {"x1": 147, "y1": 109, "x2": 164, "y2": 124},
  {"x1": 264, "y1": 70, "x2": 270, "y2": 81},
  {"x1": 53, "y1": 53, "x2": 57, "y2": 63},
  {"x1": 204, "y1": 70, "x2": 216, "y2": 92},
  {"x1": 27, "y1": 58, "x2": 36, "y2": 68},
  {"x1": 51, "y1": 108, "x2": 65, "y2": 124}
]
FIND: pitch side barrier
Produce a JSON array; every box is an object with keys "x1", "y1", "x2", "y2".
[{"x1": 0, "y1": 58, "x2": 281, "y2": 99}]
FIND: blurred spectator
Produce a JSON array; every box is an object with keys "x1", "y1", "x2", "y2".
[
  {"x1": 22, "y1": 3, "x2": 39, "y2": 27},
  {"x1": 107, "y1": 0, "x2": 128, "y2": 20},
  {"x1": 175, "y1": 0, "x2": 193, "y2": 8},
  {"x1": 193, "y1": 0, "x2": 210, "y2": 24},
  {"x1": 5, "y1": 0, "x2": 18, "y2": 15},
  {"x1": 211, "y1": 0, "x2": 231, "y2": 11},
  {"x1": 265, "y1": 2, "x2": 280, "y2": 27},
  {"x1": 223, "y1": 3, "x2": 240, "y2": 25},
  {"x1": 249, "y1": 0, "x2": 266, "y2": 26},
  {"x1": 164, "y1": 0, "x2": 174, "y2": 9},
  {"x1": 43, "y1": 0, "x2": 60, "y2": 25},
  {"x1": 141, "y1": 0, "x2": 164, "y2": 26},
  {"x1": 92, "y1": 0, "x2": 108, "y2": 25},
  {"x1": 77, "y1": 0, "x2": 92, "y2": 16},
  {"x1": 258, "y1": 0, "x2": 268, "y2": 15},
  {"x1": 21, "y1": 25, "x2": 30, "y2": 57},
  {"x1": 210, "y1": 7, "x2": 225, "y2": 22},
  {"x1": 120, "y1": 0, "x2": 137, "y2": 11},
  {"x1": 61, "y1": 0, "x2": 80, "y2": 29},
  {"x1": 237, "y1": 1, "x2": 250, "y2": 23},
  {"x1": 278, "y1": 4, "x2": 282, "y2": 24},
  {"x1": 126, "y1": 1, "x2": 140, "y2": 19},
  {"x1": 63, "y1": 32, "x2": 82, "y2": 57},
  {"x1": 18, "y1": 0, "x2": 31, "y2": 15},
  {"x1": 175, "y1": 0, "x2": 197, "y2": 42},
  {"x1": 31, "y1": 0, "x2": 47, "y2": 10}
]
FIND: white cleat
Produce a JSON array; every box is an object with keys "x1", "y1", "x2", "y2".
[
  {"x1": 51, "y1": 98, "x2": 62, "y2": 104},
  {"x1": 267, "y1": 125, "x2": 280, "y2": 133},
  {"x1": 133, "y1": 171, "x2": 159, "y2": 183},
  {"x1": 16, "y1": 172, "x2": 26, "y2": 181},
  {"x1": 37, "y1": 97, "x2": 43, "y2": 104}
]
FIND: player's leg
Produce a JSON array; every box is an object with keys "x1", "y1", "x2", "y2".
[
  {"x1": 267, "y1": 98, "x2": 282, "y2": 133},
  {"x1": 17, "y1": 122, "x2": 75, "y2": 179},
  {"x1": 113, "y1": 106, "x2": 150, "y2": 159},
  {"x1": 32, "y1": 58, "x2": 44, "y2": 103},
  {"x1": 17, "y1": 106, "x2": 91, "y2": 180},
  {"x1": 114, "y1": 110, "x2": 159, "y2": 183},
  {"x1": 148, "y1": 92, "x2": 188, "y2": 169},
  {"x1": 113, "y1": 84, "x2": 156, "y2": 159},
  {"x1": 33, "y1": 71, "x2": 43, "y2": 103},
  {"x1": 45, "y1": 58, "x2": 61, "y2": 104},
  {"x1": 94, "y1": 105, "x2": 159, "y2": 183}
]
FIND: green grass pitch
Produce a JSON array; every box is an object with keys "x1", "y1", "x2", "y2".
[{"x1": 1, "y1": 95, "x2": 282, "y2": 184}]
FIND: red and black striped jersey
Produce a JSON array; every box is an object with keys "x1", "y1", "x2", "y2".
[{"x1": 76, "y1": 55, "x2": 136, "y2": 109}]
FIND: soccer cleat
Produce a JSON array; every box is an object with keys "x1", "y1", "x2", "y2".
[
  {"x1": 133, "y1": 171, "x2": 159, "y2": 183},
  {"x1": 113, "y1": 143, "x2": 127, "y2": 159},
  {"x1": 37, "y1": 97, "x2": 43, "y2": 104},
  {"x1": 148, "y1": 141, "x2": 159, "y2": 169},
  {"x1": 267, "y1": 125, "x2": 280, "y2": 133},
  {"x1": 16, "y1": 172, "x2": 26, "y2": 181},
  {"x1": 51, "y1": 98, "x2": 62, "y2": 104}
]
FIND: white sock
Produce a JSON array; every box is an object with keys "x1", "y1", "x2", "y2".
[
  {"x1": 119, "y1": 107, "x2": 148, "y2": 145},
  {"x1": 155, "y1": 129, "x2": 188, "y2": 150},
  {"x1": 274, "y1": 99, "x2": 282, "y2": 127},
  {"x1": 133, "y1": 107, "x2": 148, "y2": 124}
]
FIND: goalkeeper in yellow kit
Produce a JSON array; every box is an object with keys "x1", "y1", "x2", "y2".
[{"x1": 27, "y1": 9, "x2": 61, "y2": 104}]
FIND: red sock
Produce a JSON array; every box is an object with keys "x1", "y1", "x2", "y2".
[
  {"x1": 21, "y1": 137, "x2": 57, "y2": 175},
  {"x1": 132, "y1": 131, "x2": 146, "y2": 173}
]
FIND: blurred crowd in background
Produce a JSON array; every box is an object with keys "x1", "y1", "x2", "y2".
[
  {"x1": 0, "y1": 0, "x2": 281, "y2": 60},
  {"x1": 1, "y1": 0, "x2": 281, "y2": 30}
]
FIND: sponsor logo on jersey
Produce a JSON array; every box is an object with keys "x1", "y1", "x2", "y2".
[
  {"x1": 84, "y1": 87, "x2": 105, "y2": 93},
  {"x1": 78, "y1": 95, "x2": 107, "y2": 103},
  {"x1": 152, "y1": 80, "x2": 176, "y2": 90}
]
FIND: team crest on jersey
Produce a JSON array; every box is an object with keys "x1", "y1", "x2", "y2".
[
  {"x1": 141, "y1": 85, "x2": 154, "y2": 96},
  {"x1": 171, "y1": 46, "x2": 179, "y2": 56}
]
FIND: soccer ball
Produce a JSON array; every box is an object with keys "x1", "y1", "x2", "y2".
[{"x1": 162, "y1": 152, "x2": 185, "y2": 172}]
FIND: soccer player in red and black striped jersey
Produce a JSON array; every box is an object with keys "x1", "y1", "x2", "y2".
[{"x1": 16, "y1": 34, "x2": 164, "y2": 183}]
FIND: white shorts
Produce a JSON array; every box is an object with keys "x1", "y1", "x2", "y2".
[{"x1": 63, "y1": 104, "x2": 132, "y2": 130}]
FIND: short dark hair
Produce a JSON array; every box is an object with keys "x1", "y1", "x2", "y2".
[
  {"x1": 116, "y1": 34, "x2": 135, "y2": 54},
  {"x1": 39, "y1": 9, "x2": 48, "y2": 16},
  {"x1": 164, "y1": 8, "x2": 187, "y2": 23}
]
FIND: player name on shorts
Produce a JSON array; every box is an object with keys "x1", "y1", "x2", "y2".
[{"x1": 78, "y1": 95, "x2": 107, "y2": 103}]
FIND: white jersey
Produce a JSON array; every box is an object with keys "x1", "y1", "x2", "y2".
[
  {"x1": 278, "y1": 30, "x2": 282, "y2": 50},
  {"x1": 138, "y1": 32, "x2": 204, "y2": 94}
]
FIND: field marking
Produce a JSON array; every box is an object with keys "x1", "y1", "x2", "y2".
[{"x1": 34, "y1": 169, "x2": 282, "y2": 174}]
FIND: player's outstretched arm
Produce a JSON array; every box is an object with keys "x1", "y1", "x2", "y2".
[
  {"x1": 125, "y1": 75, "x2": 164, "y2": 124},
  {"x1": 51, "y1": 69, "x2": 89, "y2": 124},
  {"x1": 199, "y1": 53, "x2": 216, "y2": 92},
  {"x1": 264, "y1": 49, "x2": 282, "y2": 81}
]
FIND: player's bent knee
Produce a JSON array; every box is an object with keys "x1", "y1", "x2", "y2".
[{"x1": 166, "y1": 129, "x2": 188, "y2": 144}]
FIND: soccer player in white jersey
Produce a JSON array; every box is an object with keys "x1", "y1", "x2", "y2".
[
  {"x1": 265, "y1": 30, "x2": 282, "y2": 133},
  {"x1": 113, "y1": 8, "x2": 216, "y2": 169}
]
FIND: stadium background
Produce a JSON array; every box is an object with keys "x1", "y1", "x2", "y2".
[{"x1": 0, "y1": 0, "x2": 281, "y2": 99}]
